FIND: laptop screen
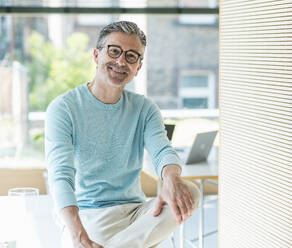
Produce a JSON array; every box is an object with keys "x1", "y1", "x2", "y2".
[{"x1": 164, "y1": 124, "x2": 175, "y2": 141}]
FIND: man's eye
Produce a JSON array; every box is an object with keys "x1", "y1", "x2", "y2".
[
  {"x1": 127, "y1": 53, "x2": 138, "y2": 60},
  {"x1": 110, "y1": 48, "x2": 120, "y2": 55}
]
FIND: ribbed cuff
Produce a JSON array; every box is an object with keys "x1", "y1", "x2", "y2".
[
  {"x1": 156, "y1": 153, "x2": 183, "y2": 179},
  {"x1": 54, "y1": 191, "x2": 78, "y2": 211}
]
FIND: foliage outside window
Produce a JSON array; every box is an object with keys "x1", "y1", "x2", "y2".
[{"x1": 27, "y1": 31, "x2": 95, "y2": 111}]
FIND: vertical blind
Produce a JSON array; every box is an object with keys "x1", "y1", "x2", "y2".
[{"x1": 219, "y1": 0, "x2": 292, "y2": 247}]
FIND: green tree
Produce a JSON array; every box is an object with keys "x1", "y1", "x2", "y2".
[{"x1": 27, "y1": 31, "x2": 95, "y2": 111}]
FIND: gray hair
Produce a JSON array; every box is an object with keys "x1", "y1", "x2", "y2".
[{"x1": 96, "y1": 21, "x2": 147, "y2": 49}]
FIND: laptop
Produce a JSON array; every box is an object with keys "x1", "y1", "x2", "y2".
[
  {"x1": 178, "y1": 130, "x2": 218, "y2": 164},
  {"x1": 164, "y1": 124, "x2": 176, "y2": 141}
]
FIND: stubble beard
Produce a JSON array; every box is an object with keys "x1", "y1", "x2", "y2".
[{"x1": 105, "y1": 76, "x2": 125, "y2": 89}]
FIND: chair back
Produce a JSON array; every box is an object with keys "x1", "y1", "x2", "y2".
[
  {"x1": 140, "y1": 170, "x2": 160, "y2": 197},
  {"x1": 0, "y1": 168, "x2": 47, "y2": 195}
]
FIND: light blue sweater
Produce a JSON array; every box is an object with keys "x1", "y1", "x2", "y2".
[{"x1": 45, "y1": 83, "x2": 182, "y2": 211}]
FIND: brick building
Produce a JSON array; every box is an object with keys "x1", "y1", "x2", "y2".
[{"x1": 146, "y1": 15, "x2": 219, "y2": 109}]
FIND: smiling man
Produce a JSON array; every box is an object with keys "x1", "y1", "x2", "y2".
[{"x1": 45, "y1": 21, "x2": 200, "y2": 248}]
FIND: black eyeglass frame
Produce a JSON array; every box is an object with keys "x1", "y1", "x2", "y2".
[{"x1": 99, "y1": 44, "x2": 143, "y2": 64}]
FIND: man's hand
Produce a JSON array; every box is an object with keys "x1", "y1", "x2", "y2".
[
  {"x1": 153, "y1": 164, "x2": 195, "y2": 224},
  {"x1": 60, "y1": 206, "x2": 104, "y2": 248},
  {"x1": 72, "y1": 235, "x2": 103, "y2": 248}
]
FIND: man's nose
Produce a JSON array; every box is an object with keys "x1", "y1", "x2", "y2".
[{"x1": 116, "y1": 52, "x2": 127, "y2": 66}]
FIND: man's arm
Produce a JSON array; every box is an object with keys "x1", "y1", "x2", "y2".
[
  {"x1": 142, "y1": 101, "x2": 195, "y2": 223},
  {"x1": 153, "y1": 164, "x2": 195, "y2": 224},
  {"x1": 45, "y1": 98, "x2": 103, "y2": 248},
  {"x1": 60, "y1": 206, "x2": 103, "y2": 248}
]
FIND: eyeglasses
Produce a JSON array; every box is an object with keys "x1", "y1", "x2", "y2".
[{"x1": 102, "y1": 45, "x2": 143, "y2": 64}]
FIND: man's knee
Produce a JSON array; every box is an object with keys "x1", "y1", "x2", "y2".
[{"x1": 184, "y1": 180, "x2": 201, "y2": 210}]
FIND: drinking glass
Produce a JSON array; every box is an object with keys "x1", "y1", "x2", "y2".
[
  {"x1": 8, "y1": 187, "x2": 39, "y2": 196},
  {"x1": 8, "y1": 187, "x2": 39, "y2": 199}
]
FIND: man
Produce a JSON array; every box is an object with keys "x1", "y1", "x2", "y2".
[{"x1": 45, "y1": 21, "x2": 200, "y2": 248}]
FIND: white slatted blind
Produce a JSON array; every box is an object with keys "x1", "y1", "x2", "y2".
[{"x1": 219, "y1": 0, "x2": 292, "y2": 247}]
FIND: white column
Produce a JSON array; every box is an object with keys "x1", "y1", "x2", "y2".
[
  {"x1": 47, "y1": 0, "x2": 63, "y2": 47},
  {"x1": 12, "y1": 61, "x2": 29, "y2": 156}
]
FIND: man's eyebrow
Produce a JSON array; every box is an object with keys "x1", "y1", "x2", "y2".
[{"x1": 109, "y1": 44, "x2": 121, "y2": 47}]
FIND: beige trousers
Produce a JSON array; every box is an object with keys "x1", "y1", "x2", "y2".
[{"x1": 61, "y1": 181, "x2": 200, "y2": 248}]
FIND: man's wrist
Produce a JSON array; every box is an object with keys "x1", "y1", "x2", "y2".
[
  {"x1": 71, "y1": 227, "x2": 92, "y2": 247},
  {"x1": 60, "y1": 206, "x2": 89, "y2": 244},
  {"x1": 162, "y1": 164, "x2": 181, "y2": 180}
]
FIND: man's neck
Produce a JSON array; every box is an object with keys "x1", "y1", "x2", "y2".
[{"x1": 88, "y1": 77, "x2": 124, "y2": 104}]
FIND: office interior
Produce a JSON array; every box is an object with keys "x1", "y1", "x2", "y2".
[{"x1": 0, "y1": 1, "x2": 291, "y2": 248}]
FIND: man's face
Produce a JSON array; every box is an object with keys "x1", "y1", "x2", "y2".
[{"x1": 93, "y1": 32, "x2": 144, "y2": 88}]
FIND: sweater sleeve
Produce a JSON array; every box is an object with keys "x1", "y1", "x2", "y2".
[
  {"x1": 45, "y1": 97, "x2": 78, "y2": 211},
  {"x1": 143, "y1": 100, "x2": 182, "y2": 179}
]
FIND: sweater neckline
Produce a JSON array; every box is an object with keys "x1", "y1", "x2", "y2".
[{"x1": 83, "y1": 83, "x2": 123, "y2": 110}]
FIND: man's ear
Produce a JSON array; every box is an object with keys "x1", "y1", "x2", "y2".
[
  {"x1": 93, "y1": 48, "x2": 99, "y2": 65},
  {"x1": 135, "y1": 62, "x2": 143, "y2": 76}
]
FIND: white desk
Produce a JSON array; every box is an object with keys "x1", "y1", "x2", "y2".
[
  {"x1": 0, "y1": 195, "x2": 62, "y2": 248},
  {"x1": 144, "y1": 147, "x2": 219, "y2": 248}
]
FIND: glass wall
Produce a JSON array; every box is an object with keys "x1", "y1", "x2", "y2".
[{"x1": 0, "y1": 9, "x2": 218, "y2": 168}]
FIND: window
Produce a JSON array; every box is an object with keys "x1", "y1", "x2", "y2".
[
  {"x1": 75, "y1": 0, "x2": 113, "y2": 26},
  {"x1": 179, "y1": 0, "x2": 218, "y2": 8},
  {"x1": 77, "y1": 15, "x2": 112, "y2": 26},
  {"x1": 147, "y1": 14, "x2": 218, "y2": 109},
  {"x1": 0, "y1": 11, "x2": 218, "y2": 168},
  {"x1": 178, "y1": 0, "x2": 218, "y2": 25},
  {"x1": 179, "y1": 14, "x2": 217, "y2": 25},
  {"x1": 180, "y1": 74, "x2": 209, "y2": 88},
  {"x1": 179, "y1": 70, "x2": 216, "y2": 109},
  {"x1": 183, "y1": 97, "x2": 208, "y2": 109}
]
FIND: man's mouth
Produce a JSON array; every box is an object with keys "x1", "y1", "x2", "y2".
[{"x1": 108, "y1": 66, "x2": 128, "y2": 75}]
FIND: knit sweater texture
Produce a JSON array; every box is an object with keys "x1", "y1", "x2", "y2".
[{"x1": 45, "y1": 83, "x2": 182, "y2": 211}]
